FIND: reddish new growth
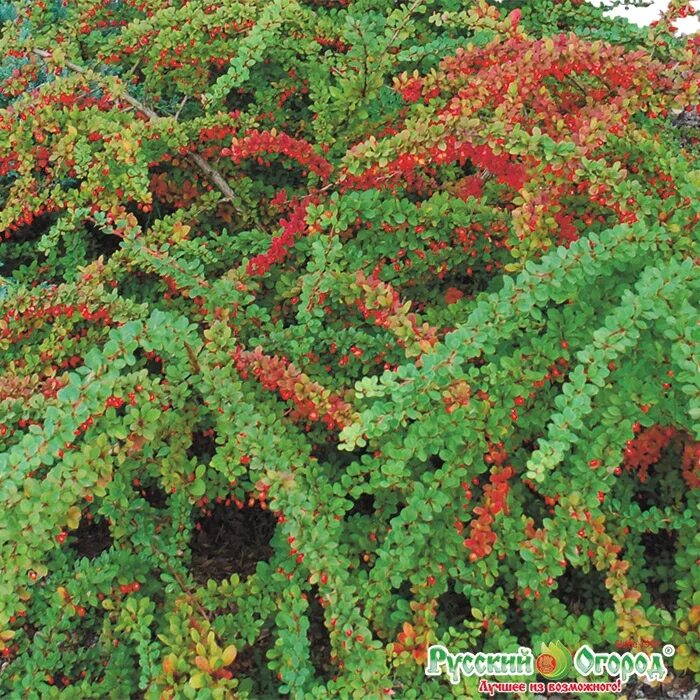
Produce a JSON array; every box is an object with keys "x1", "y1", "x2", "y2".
[
  {"x1": 246, "y1": 197, "x2": 315, "y2": 276},
  {"x1": 2, "y1": 302, "x2": 113, "y2": 344},
  {"x1": 391, "y1": 622, "x2": 429, "y2": 664},
  {"x1": 231, "y1": 346, "x2": 358, "y2": 430},
  {"x1": 158, "y1": 127, "x2": 332, "y2": 226},
  {"x1": 221, "y1": 129, "x2": 332, "y2": 179},
  {"x1": 464, "y1": 465, "x2": 514, "y2": 560},
  {"x1": 341, "y1": 138, "x2": 527, "y2": 196},
  {"x1": 624, "y1": 425, "x2": 699, "y2": 487},
  {"x1": 682, "y1": 440, "x2": 700, "y2": 489}
]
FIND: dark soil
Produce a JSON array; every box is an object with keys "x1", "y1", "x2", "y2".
[
  {"x1": 307, "y1": 585, "x2": 333, "y2": 680},
  {"x1": 69, "y1": 516, "x2": 112, "y2": 560},
  {"x1": 189, "y1": 503, "x2": 276, "y2": 583},
  {"x1": 553, "y1": 564, "x2": 612, "y2": 615},
  {"x1": 437, "y1": 580, "x2": 473, "y2": 631},
  {"x1": 136, "y1": 481, "x2": 169, "y2": 509}
]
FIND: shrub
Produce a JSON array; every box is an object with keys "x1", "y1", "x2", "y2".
[{"x1": 0, "y1": 0, "x2": 698, "y2": 697}]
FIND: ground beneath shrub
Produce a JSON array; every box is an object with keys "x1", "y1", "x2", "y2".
[
  {"x1": 189, "y1": 503, "x2": 276, "y2": 583},
  {"x1": 69, "y1": 516, "x2": 112, "y2": 559},
  {"x1": 306, "y1": 585, "x2": 333, "y2": 680}
]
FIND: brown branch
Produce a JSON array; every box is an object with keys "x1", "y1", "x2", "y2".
[
  {"x1": 376, "y1": 0, "x2": 425, "y2": 72},
  {"x1": 188, "y1": 152, "x2": 239, "y2": 209},
  {"x1": 183, "y1": 341, "x2": 202, "y2": 374},
  {"x1": 32, "y1": 48, "x2": 240, "y2": 212}
]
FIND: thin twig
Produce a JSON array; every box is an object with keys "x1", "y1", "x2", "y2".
[
  {"x1": 174, "y1": 95, "x2": 189, "y2": 120},
  {"x1": 377, "y1": 0, "x2": 425, "y2": 71},
  {"x1": 32, "y1": 49, "x2": 240, "y2": 212},
  {"x1": 33, "y1": 47, "x2": 87, "y2": 76}
]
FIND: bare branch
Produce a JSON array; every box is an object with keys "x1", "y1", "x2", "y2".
[{"x1": 32, "y1": 49, "x2": 240, "y2": 212}]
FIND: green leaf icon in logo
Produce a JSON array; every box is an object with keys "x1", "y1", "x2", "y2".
[{"x1": 535, "y1": 642, "x2": 572, "y2": 680}]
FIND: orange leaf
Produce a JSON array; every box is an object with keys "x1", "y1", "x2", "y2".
[
  {"x1": 444, "y1": 287, "x2": 464, "y2": 305},
  {"x1": 194, "y1": 656, "x2": 211, "y2": 673}
]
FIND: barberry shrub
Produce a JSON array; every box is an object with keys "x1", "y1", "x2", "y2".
[{"x1": 0, "y1": 0, "x2": 698, "y2": 697}]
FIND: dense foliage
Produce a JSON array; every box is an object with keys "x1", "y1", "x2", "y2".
[{"x1": 0, "y1": 0, "x2": 698, "y2": 697}]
